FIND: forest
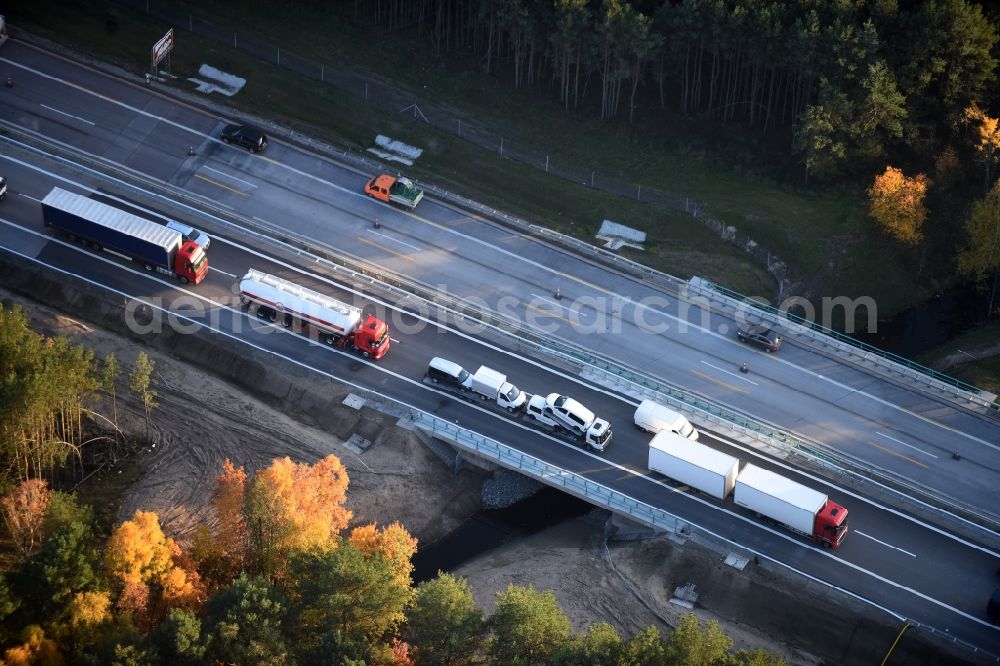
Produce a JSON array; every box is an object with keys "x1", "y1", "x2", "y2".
[
  {"x1": 355, "y1": 0, "x2": 996, "y2": 178},
  {"x1": 351, "y1": 0, "x2": 1000, "y2": 314},
  {"x1": 0, "y1": 305, "x2": 788, "y2": 664}
]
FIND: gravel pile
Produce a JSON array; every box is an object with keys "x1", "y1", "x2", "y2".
[{"x1": 482, "y1": 469, "x2": 543, "y2": 509}]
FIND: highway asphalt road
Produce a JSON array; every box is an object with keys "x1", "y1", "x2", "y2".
[
  {"x1": 1, "y1": 159, "x2": 999, "y2": 654},
  {"x1": 1, "y1": 40, "x2": 998, "y2": 531}
]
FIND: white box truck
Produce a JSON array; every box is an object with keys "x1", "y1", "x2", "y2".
[
  {"x1": 634, "y1": 399, "x2": 699, "y2": 440},
  {"x1": 734, "y1": 464, "x2": 848, "y2": 548},
  {"x1": 647, "y1": 431, "x2": 738, "y2": 500},
  {"x1": 470, "y1": 366, "x2": 526, "y2": 411}
]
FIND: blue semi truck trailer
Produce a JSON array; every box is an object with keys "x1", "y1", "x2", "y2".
[{"x1": 41, "y1": 187, "x2": 208, "y2": 284}]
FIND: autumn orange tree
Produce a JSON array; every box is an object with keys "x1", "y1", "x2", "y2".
[
  {"x1": 1, "y1": 624, "x2": 63, "y2": 665},
  {"x1": 237, "y1": 455, "x2": 352, "y2": 579},
  {"x1": 104, "y1": 510, "x2": 205, "y2": 630},
  {"x1": 867, "y1": 166, "x2": 928, "y2": 245},
  {"x1": 349, "y1": 522, "x2": 418, "y2": 587},
  {"x1": 196, "y1": 458, "x2": 249, "y2": 586},
  {"x1": 963, "y1": 103, "x2": 1000, "y2": 193},
  {"x1": 0, "y1": 478, "x2": 52, "y2": 559}
]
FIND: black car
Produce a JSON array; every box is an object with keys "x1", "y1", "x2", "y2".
[
  {"x1": 736, "y1": 324, "x2": 782, "y2": 352},
  {"x1": 220, "y1": 124, "x2": 267, "y2": 153}
]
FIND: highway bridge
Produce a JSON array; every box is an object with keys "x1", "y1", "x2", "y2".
[{"x1": 1, "y1": 37, "x2": 999, "y2": 657}]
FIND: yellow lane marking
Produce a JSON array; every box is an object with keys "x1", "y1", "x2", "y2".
[
  {"x1": 525, "y1": 303, "x2": 576, "y2": 325},
  {"x1": 357, "y1": 236, "x2": 413, "y2": 262},
  {"x1": 691, "y1": 369, "x2": 750, "y2": 395},
  {"x1": 194, "y1": 173, "x2": 248, "y2": 195},
  {"x1": 563, "y1": 273, "x2": 612, "y2": 295},
  {"x1": 867, "y1": 441, "x2": 929, "y2": 469}
]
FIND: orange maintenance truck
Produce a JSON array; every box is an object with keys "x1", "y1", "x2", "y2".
[{"x1": 364, "y1": 174, "x2": 424, "y2": 210}]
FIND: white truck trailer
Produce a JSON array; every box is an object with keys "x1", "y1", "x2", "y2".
[
  {"x1": 734, "y1": 464, "x2": 848, "y2": 548},
  {"x1": 647, "y1": 431, "x2": 739, "y2": 500},
  {"x1": 470, "y1": 366, "x2": 526, "y2": 411}
]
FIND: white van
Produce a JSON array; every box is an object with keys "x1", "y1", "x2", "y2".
[{"x1": 633, "y1": 399, "x2": 698, "y2": 440}]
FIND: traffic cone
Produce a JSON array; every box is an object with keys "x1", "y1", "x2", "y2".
[
  {"x1": 739, "y1": 362, "x2": 749, "y2": 374},
  {"x1": 554, "y1": 287, "x2": 562, "y2": 300}
]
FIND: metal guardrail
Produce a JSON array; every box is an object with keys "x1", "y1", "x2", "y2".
[
  {"x1": 5, "y1": 34, "x2": 997, "y2": 658},
  {"x1": 4, "y1": 217, "x2": 993, "y2": 665},
  {"x1": 3, "y1": 116, "x2": 998, "y2": 536},
  {"x1": 704, "y1": 279, "x2": 987, "y2": 396},
  {"x1": 579, "y1": 358, "x2": 1000, "y2": 535},
  {"x1": 686, "y1": 277, "x2": 999, "y2": 412},
  {"x1": 414, "y1": 178, "x2": 999, "y2": 418},
  {"x1": 112, "y1": 0, "x2": 790, "y2": 290},
  {"x1": 405, "y1": 409, "x2": 684, "y2": 534},
  {"x1": 400, "y1": 402, "x2": 997, "y2": 665}
]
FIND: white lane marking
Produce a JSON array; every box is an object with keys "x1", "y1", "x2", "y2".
[
  {"x1": 7, "y1": 150, "x2": 1000, "y2": 548},
  {"x1": 9, "y1": 58, "x2": 257, "y2": 156},
  {"x1": 876, "y1": 431, "x2": 939, "y2": 459},
  {"x1": 5, "y1": 228, "x2": 999, "y2": 635},
  {"x1": 211, "y1": 268, "x2": 239, "y2": 278},
  {"x1": 854, "y1": 530, "x2": 917, "y2": 557},
  {"x1": 40, "y1": 103, "x2": 95, "y2": 125},
  {"x1": 202, "y1": 166, "x2": 258, "y2": 188},
  {"x1": 366, "y1": 229, "x2": 421, "y2": 251},
  {"x1": 8, "y1": 58, "x2": 995, "y2": 457},
  {"x1": 390, "y1": 337, "x2": 400, "y2": 344},
  {"x1": 7, "y1": 55, "x2": 623, "y2": 309},
  {"x1": 626, "y1": 292, "x2": 1000, "y2": 454},
  {"x1": 701, "y1": 360, "x2": 758, "y2": 385},
  {"x1": 713, "y1": 426, "x2": 1000, "y2": 553},
  {"x1": 530, "y1": 292, "x2": 587, "y2": 318},
  {"x1": 11, "y1": 157, "x2": 1000, "y2": 551}
]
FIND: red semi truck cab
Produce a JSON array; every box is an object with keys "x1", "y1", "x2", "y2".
[
  {"x1": 177, "y1": 241, "x2": 209, "y2": 285},
  {"x1": 352, "y1": 313, "x2": 391, "y2": 360},
  {"x1": 814, "y1": 500, "x2": 849, "y2": 549}
]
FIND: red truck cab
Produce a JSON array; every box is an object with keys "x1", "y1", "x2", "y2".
[
  {"x1": 176, "y1": 241, "x2": 209, "y2": 285},
  {"x1": 814, "y1": 500, "x2": 849, "y2": 549},
  {"x1": 348, "y1": 314, "x2": 391, "y2": 359}
]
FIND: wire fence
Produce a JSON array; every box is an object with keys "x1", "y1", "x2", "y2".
[{"x1": 119, "y1": 0, "x2": 789, "y2": 293}]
